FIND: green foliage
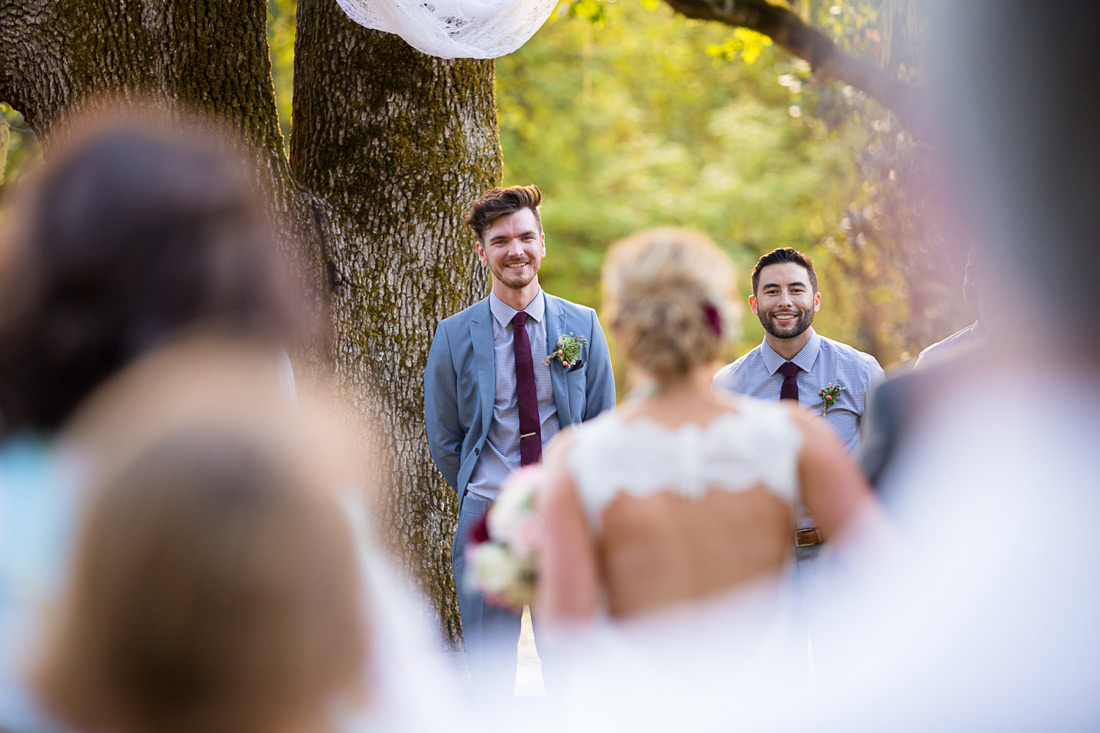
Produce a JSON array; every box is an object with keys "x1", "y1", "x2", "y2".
[
  {"x1": 268, "y1": 0, "x2": 296, "y2": 150},
  {"x1": 799, "y1": 0, "x2": 884, "y2": 63},
  {"x1": 707, "y1": 28, "x2": 774, "y2": 65},
  {"x1": 0, "y1": 116, "x2": 8, "y2": 186},
  {"x1": 785, "y1": 0, "x2": 957, "y2": 361},
  {"x1": 562, "y1": 0, "x2": 617, "y2": 26},
  {"x1": 501, "y1": 0, "x2": 957, "y2": 368},
  {"x1": 0, "y1": 104, "x2": 40, "y2": 199},
  {"x1": 497, "y1": 0, "x2": 871, "y2": 362}
]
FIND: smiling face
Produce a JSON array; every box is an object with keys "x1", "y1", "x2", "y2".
[
  {"x1": 476, "y1": 207, "x2": 545, "y2": 307},
  {"x1": 750, "y1": 262, "x2": 821, "y2": 343}
]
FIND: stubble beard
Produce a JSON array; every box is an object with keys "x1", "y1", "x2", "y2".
[
  {"x1": 497, "y1": 260, "x2": 539, "y2": 290},
  {"x1": 759, "y1": 308, "x2": 813, "y2": 341}
]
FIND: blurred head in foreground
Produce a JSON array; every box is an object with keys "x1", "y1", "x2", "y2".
[
  {"x1": 0, "y1": 104, "x2": 302, "y2": 438},
  {"x1": 602, "y1": 227, "x2": 738, "y2": 387},
  {"x1": 931, "y1": 3, "x2": 1100, "y2": 361},
  {"x1": 33, "y1": 340, "x2": 368, "y2": 733}
]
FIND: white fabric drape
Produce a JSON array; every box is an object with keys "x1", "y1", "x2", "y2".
[{"x1": 335, "y1": 0, "x2": 559, "y2": 59}]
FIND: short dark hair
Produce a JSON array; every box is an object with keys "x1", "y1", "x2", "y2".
[
  {"x1": 751, "y1": 247, "x2": 818, "y2": 295},
  {"x1": 0, "y1": 112, "x2": 300, "y2": 437},
  {"x1": 464, "y1": 184, "x2": 543, "y2": 243}
]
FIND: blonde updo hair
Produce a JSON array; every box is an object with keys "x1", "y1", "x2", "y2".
[{"x1": 603, "y1": 228, "x2": 738, "y2": 385}]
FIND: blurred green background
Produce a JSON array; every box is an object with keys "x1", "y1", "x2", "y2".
[
  {"x1": 1, "y1": 0, "x2": 966, "y2": 379},
  {"x1": 497, "y1": 1, "x2": 871, "y2": 365}
]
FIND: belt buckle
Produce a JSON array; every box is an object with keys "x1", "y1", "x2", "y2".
[{"x1": 795, "y1": 527, "x2": 822, "y2": 547}]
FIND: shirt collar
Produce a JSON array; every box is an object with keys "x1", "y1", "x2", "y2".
[
  {"x1": 489, "y1": 289, "x2": 545, "y2": 328},
  {"x1": 759, "y1": 328, "x2": 822, "y2": 375}
]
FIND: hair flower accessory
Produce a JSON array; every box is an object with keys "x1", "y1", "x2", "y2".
[
  {"x1": 465, "y1": 466, "x2": 542, "y2": 611},
  {"x1": 702, "y1": 301, "x2": 722, "y2": 337},
  {"x1": 817, "y1": 383, "x2": 846, "y2": 416},
  {"x1": 544, "y1": 333, "x2": 587, "y2": 369}
]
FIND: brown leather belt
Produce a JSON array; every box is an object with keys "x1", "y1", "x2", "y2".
[{"x1": 795, "y1": 527, "x2": 823, "y2": 547}]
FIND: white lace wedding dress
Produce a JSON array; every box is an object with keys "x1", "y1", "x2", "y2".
[
  {"x1": 536, "y1": 397, "x2": 809, "y2": 731},
  {"x1": 569, "y1": 397, "x2": 802, "y2": 531}
]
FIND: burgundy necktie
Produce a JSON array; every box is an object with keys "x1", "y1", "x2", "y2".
[
  {"x1": 779, "y1": 361, "x2": 800, "y2": 402},
  {"x1": 512, "y1": 312, "x2": 541, "y2": 465}
]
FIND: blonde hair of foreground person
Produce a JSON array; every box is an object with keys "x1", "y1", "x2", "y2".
[
  {"x1": 32, "y1": 338, "x2": 373, "y2": 733},
  {"x1": 535, "y1": 228, "x2": 877, "y2": 623}
]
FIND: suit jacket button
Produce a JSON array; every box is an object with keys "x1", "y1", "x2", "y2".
[{"x1": 474, "y1": 447, "x2": 480, "y2": 455}]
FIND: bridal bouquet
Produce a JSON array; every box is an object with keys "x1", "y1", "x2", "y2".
[{"x1": 465, "y1": 466, "x2": 542, "y2": 610}]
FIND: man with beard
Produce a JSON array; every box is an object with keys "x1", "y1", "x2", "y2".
[
  {"x1": 425, "y1": 184, "x2": 615, "y2": 697},
  {"x1": 715, "y1": 247, "x2": 883, "y2": 455},
  {"x1": 714, "y1": 247, "x2": 882, "y2": 560}
]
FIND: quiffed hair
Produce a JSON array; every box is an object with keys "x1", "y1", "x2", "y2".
[
  {"x1": 464, "y1": 184, "x2": 543, "y2": 242},
  {"x1": 750, "y1": 247, "x2": 817, "y2": 295},
  {"x1": 603, "y1": 228, "x2": 738, "y2": 385}
]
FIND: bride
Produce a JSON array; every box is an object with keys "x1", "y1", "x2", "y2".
[{"x1": 532, "y1": 228, "x2": 879, "y2": 726}]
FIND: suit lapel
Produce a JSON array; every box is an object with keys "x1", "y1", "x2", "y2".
[
  {"x1": 470, "y1": 300, "x2": 495, "y2": 438},
  {"x1": 544, "y1": 294, "x2": 573, "y2": 426}
]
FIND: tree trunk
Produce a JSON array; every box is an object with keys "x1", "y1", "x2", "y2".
[
  {"x1": 0, "y1": 0, "x2": 283, "y2": 155},
  {"x1": 0, "y1": 0, "x2": 315, "y2": 276},
  {"x1": 0, "y1": 0, "x2": 498, "y2": 648},
  {"x1": 292, "y1": 0, "x2": 498, "y2": 647}
]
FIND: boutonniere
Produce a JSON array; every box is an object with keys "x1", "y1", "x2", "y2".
[
  {"x1": 817, "y1": 383, "x2": 846, "y2": 416},
  {"x1": 543, "y1": 332, "x2": 587, "y2": 370}
]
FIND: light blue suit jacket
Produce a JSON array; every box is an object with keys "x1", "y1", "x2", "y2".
[{"x1": 424, "y1": 293, "x2": 615, "y2": 508}]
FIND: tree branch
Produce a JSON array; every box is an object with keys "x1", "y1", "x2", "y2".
[{"x1": 662, "y1": 0, "x2": 929, "y2": 137}]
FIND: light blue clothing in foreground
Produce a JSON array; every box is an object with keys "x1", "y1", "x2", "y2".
[{"x1": 0, "y1": 438, "x2": 79, "y2": 731}]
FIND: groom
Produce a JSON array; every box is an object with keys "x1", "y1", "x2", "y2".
[{"x1": 424, "y1": 184, "x2": 615, "y2": 696}]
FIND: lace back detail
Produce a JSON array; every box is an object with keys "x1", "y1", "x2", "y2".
[{"x1": 567, "y1": 399, "x2": 802, "y2": 532}]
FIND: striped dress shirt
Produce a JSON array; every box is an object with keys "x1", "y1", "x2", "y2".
[
  {"x1": 713, "y1": 329, "x2": 884, "y2": 455},
  {"x1": 465, "y1": 290, "x2": 561, "y2": 501}
]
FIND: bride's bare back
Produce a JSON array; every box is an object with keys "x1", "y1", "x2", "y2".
[
  {"x1": 600, "y1": 484, "x2": 792, "y2": 618},
  {"x1": 537, "y1": 386, "x2": 874, "y2": 624}
]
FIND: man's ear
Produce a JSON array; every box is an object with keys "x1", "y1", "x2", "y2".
[
  {"x1": 540, "y1": 231, "x2": 546, "y2": 257},
  {"x1": 749, "y1": 294, "x2": 758, "y2": 316},
  {"x1": 475, "y1": 239, "x2": 488, "y2": 266},
  {"x1": 813, "y1": 292, "x2": 821, "y2": 312}
]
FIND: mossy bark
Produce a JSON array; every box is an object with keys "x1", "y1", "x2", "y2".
[
  {"x1": 0, "y1": 0, "x2": 498, "y2": 647},
  {"x1": 293, "y1": 0, "x2": 498, "y2": 647}
]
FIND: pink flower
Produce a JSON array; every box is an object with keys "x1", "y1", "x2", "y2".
[
  {"x1": 561, "y1": 361, "x2": 570, "y2": 368},
  {"x1": 826, "y1": 395, "x2": 833, "y2": 401}
]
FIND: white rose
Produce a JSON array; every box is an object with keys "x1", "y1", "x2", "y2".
[{"x1": 465, "y1": 542, "x2": 521, "y2": 595}]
